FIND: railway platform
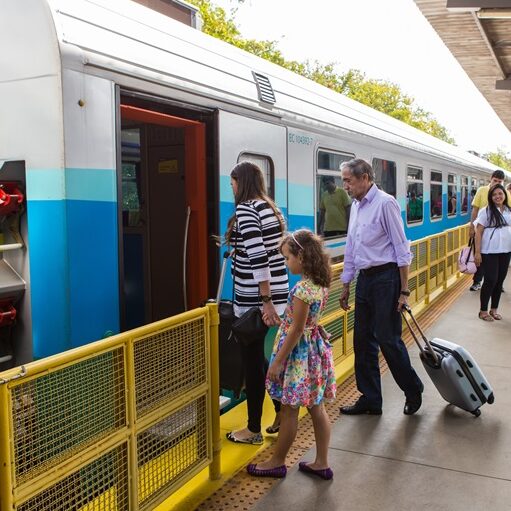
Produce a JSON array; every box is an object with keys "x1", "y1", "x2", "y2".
[{"x1": 244, "y1": 276, "x2": 511, "y2": 511}]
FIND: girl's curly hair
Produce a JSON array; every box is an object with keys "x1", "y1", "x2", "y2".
[{"x1": 281, "y1": 229, "x2": 331, "y2": 288}]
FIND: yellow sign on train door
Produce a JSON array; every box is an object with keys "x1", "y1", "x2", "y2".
[{"x1": 158, "y1": 159, "x2": 179, "y2": 174}]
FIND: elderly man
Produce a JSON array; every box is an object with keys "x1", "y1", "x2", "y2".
[{"x1": 339, "y1": 159, "x2": 424, "y2": 416}]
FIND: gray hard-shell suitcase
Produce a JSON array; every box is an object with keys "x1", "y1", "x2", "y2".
[{"x1": 401, "y1": 305, "x2": 494, "y2": 417}]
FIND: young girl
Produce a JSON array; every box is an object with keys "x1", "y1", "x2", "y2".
[{"x1": 247, "y1": 229, "x2": 336, "y2": 479}]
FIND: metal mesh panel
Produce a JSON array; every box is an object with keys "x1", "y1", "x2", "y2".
[
  {"x1": 17, "y1": 444, "x2": 129, "y2": 511},
  {"x1": 408, "y1": 275, "x2": 417, "y2": 292},
  {"x1": 134, "y1": 318, "x2": 207, "y2": 417},
  {"x1": 347, "y1": 309, "x2": 355, "y2": 331},
  {"x1": 12, "y1": 349, "x2": 126, "y2": 483},
  {"x1": 418, "y1": 242, "x2": 428, "y2": 268},
  {"x1": 323, "y1": 278, "x2": 342, "y2": 317},
  {"x1": 448, "y1": 231, "x2": 454, "y2": 252},
  {"x1": 430, "y1": 237, "x2": 438, "y2": 262},
  {"x1": 439, "y1": 235, "x2": 446, "y2": 256},
  {"x1": 409, "y1": 245, "x2": 418, "y2": 272},
  {"x1": 137, "y1": 395, "x2": 209, "y2": 509},
  {"x1": 322, "y1": 315, "x2": 344, "y2": 346}
]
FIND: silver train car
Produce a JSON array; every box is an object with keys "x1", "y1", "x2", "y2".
[{"x1": 0, "y1": 0, "x2": 505, "y2": 363}]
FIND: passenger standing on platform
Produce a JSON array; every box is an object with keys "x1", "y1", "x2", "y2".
[
  {"x1": 225, "y1": 162, "x2": 289, "y2": 445},
  {"x1": 469, "y1": 170, "x2": 510, "y2": 291},
  {"x1": 339, "y1": 159, "x2": 424, "y2": 416},
  {"x1": 247, "y1": 230, "x2": 336, "y2": 479},
  {"x1": 474, "y1": 184, "x2": 511, "y2": 321}
]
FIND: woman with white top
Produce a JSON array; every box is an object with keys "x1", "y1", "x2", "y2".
[{"x1": 474, "y1": 184, "x2": 511, "y2": 321}]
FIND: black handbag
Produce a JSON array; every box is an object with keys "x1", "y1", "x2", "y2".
[
  {"x1": 232, "y1": 306, "x2": 268, "y2": 346},
  {"x1": 230, "y1": 225, "x2": 268, "y2": 346},
  {"x1": 216, "y1": 252, "x2": 244, "y2": 397}
]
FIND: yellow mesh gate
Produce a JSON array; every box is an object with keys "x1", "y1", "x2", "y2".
[
  {"x1": 0, "y1": 225, "x2": 469, "y2": 511},
  {"x1": 0, "y1": 304, "x2": 220, "y2": 511}
]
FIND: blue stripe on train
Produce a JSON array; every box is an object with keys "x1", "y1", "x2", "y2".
[{"x1": 27, "y1": 199, "x2": 119, "y2": 358}]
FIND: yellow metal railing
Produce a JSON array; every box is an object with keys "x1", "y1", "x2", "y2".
[
  {"x1": 0, "y1": 303, "x2": 220, "y2": 511},
  {"x1": 320, "y1": 224, "x2": 470, "y2": 364}
]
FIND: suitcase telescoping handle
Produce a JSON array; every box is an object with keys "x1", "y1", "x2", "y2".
[
  {"x1": 216, "y1": 251, "x2": 232, "y2": 304},
  {"x1": 401, "y1": 304, "x2": 440, "y2": 366}
]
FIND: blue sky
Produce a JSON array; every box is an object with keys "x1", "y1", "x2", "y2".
[{"x1": 212, "y1": 0, "x2": 511, "y2": 155}]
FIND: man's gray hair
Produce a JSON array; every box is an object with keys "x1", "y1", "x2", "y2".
[{"x1": 340, "y1": 158, "x2": 375, "y2": 182}]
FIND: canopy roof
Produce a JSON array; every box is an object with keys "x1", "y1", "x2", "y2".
[{"x1": 415, "y1": 0, "x2": 511, "y2": 131}]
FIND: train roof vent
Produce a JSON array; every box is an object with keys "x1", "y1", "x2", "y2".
[{"x1": 253, "y1": 72, "x2": 276, "y2": 104}]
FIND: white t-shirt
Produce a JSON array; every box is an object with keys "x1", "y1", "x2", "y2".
[{"x1": 475, "y1": 206, "x2": 511, "y2": 254}]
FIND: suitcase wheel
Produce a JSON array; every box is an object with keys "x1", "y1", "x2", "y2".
[
  {"x1": 487, "y1": 392, "x2": 495, "y2": 405},
  {"x1": 472, "y1": 408, "x2": 481, "y2": 417}
]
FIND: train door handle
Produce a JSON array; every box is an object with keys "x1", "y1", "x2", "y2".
[{"x1": 183, "y1": 206, "x2": 191, "y2": 309}]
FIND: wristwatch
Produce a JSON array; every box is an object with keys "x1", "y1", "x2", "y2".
[
  {"x1": 400, "y1": 289, "x2": 411, "y2": 297},
  {"x1": 260, "y1": 294, "x2": 272, "y2": 303}
]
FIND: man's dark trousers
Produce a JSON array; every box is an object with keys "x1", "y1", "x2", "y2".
[{"x1": 353, "y1": 266, "x2": 423, "y2": 408}]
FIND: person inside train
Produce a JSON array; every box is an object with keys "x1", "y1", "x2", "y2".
[
  {"x1": 407, "y1": 191, "x2": 423, "y2": 222},
  {"x1": 469, "y1": 170, "x2": 510, "y2": 291},
  {"x1": 339, "y1": 158, "x2": 424, "y2": 416},
  {"x1": 473, "y1": 183, "x2": 511, "y2": 321},
  {"x1": 224, "y1": 161, "x2": 289, "y2": 445},
  {"x1": 318, "y1": 176, "x2": 351, "y2": 238},
  {"x1": 448, "y1": 191, "x2": 457, "y2": 215}
]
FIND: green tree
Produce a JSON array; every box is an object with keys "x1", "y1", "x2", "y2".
[
  {"x1": 189, "y1": 0, "x2": 456, "y2": 144},
  {"x1": 483, "y1": 148, "x2": 511, "y2": 171}
]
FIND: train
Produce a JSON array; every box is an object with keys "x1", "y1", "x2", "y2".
[{"x1": 0, "y1": 0, "x2": 507, "y2": 366}]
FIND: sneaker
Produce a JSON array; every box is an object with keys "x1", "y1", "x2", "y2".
[{"x1": 470, "y1": 283, "x2": 482, "y2": 291}]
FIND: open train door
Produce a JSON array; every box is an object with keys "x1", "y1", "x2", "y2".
[
  {"x1": 217, "y1": 111, "x2": 288, "y2": 256},
  {"x1": 118, "y1": 104, "x2": 208, "y2": 330}
]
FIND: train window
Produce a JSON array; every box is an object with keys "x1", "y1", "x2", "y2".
[
  {"x1": 318, "y1": 150, "x2": 353, "y2": 172},
  {"x1": 316, "y1": 149, "x2": 353, "y2": 239},
  {"x1": 372, "y1": 158, "x2": 397, "y2": 197},
  {"x1": 430, "y1": 171, "x2": 443, "y2": 220},
  {"x1": 238, "y1": 153, "x2": 274, "y2": 198},
  {"x1": 406, "y1": 166, "x2": 423, "y2": 224},
  {"x1": 447, "y1": 174, "x2": 457, "y2": 216},
  {"x1": 461, "y1": 176, "x2": 469, "y2": 214},
  {"x1": 479, "y1": 179, "x2": 485, "y2": 188}
]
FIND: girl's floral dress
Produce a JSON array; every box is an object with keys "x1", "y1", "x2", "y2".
[{"x1": 266, "y1": 278, "x2": 336, "y2": 407}]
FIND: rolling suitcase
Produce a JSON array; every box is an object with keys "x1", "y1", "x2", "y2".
[
  {"x1": 401, "y1": 305, "x2": 494, "y2": 417},
  {"x1": 216, "y1": 251, "x2": 244, "y2": 398}
]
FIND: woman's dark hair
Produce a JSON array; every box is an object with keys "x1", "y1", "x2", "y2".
[
  {"x1": 224, "y1": 161, "x2": 284, "y2": 243},
  {"x1": 281, "y1": 229, "x2": 331, "y2": 288},
  {"x1": 486, "y1": 183, "x2": 509, "y2": 228}
]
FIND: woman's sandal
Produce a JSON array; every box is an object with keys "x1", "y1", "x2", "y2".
[
  {"x1": 478, "y1": 311, "x2": 494, "y2": 322},
  {"x1": 265, "y1": 423, "x2": 280, "y2": 434},
  {"x1": 226, "y1": 431, "x2": 264, "y2": 445},
  {"x1": 489, "y1": 311, "x2": 503, "y2": 320}
]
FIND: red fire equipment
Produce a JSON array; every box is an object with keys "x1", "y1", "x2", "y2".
[{"x1": 0, "y1": 182, "x2": 24, "y2": 216}]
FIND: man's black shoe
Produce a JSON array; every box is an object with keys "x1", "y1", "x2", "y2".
[
  {"x1": 340, "y1": 401, "x2": 382, "y2": 415},
  {"x1": 403, "y1": 393, "x2": 422, "y2": 415}
]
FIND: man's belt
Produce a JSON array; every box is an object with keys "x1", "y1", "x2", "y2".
[{"x1": 359, "y1": 262, "x2": 398, "y2": 276}]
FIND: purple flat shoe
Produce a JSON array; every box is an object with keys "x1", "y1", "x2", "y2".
[
  {"x1": 298, "y1": 462, "x2": 333, "y2": 480},
  {"x1": 247, "y1": 463, "x2": 287, "y2": 478}
]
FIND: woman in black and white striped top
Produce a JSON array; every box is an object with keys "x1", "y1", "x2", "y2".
[{"x1": 225, "y1": 161, "x2": 289, "y2": 444}]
